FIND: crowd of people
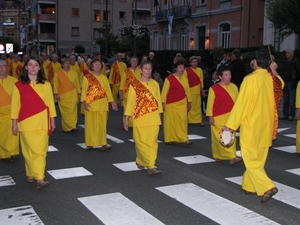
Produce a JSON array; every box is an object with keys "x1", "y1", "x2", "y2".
[{"x1": 0, "y1": 47, "x2": 299, "y2": 204}]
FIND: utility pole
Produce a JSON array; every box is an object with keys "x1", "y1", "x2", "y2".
[
  {"x1": 36, "y1": 0, "x2": 39, "y2": 56},
  {"x1": 133, "y1": 0, "x2": 137, "y2": 56},
  {"x1": 105, "y1": 0, "x2": 108, "y2": 56}
]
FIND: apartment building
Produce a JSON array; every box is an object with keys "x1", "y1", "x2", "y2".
[{"x1": 149, "y1": 0, "x2": 265, "y2": 50}]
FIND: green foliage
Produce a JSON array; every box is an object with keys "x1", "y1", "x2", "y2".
[
  {"x1": 266, "y1": 0, "x2": 300, "y2": 39},
  {"x1": 97, "y1": 33, "x2": 119, "y2": 55},
  {"x1": 210, "y1": 47, "x2": 225, "y2": 66},
  {"x1": 0, "y1": 36, "x2": 21, "y2": 53},
  {"x1": 74, "y1": 45, "x2": 85, "y2": 54}
]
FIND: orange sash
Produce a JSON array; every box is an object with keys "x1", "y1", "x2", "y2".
[
  {"x1": 272, "y1": 73, "x2": 283, "y2": 140},
  {"x1": 186, "y1": 67, "x2": 201, "y2": 88},
  {"x1": 16, "y1": 63, "x2": 23, "y2": 79},
  {"x1": 111, "y1": 62, "x2": 121, "y2": 84},
  {"x1": 46, "y1": 62, "x2": 54, "y2": 83},
  {"x1": 130, "y1": 79, "x2": 158, "y2": 119},
  {"x1": 56, "y1": 70, "x2": 77, "y2": 95},
  {"x1": 124, "y1": 69, "x2": 138, "y2": 93},
  {"x1": 80, "y1": 62, "x2": 87, "y2": 73},
  {"x1": 83, "y1": 70, "x2": 107, "y2": 104},
  {"x1": 0, "y1": 84, "x2": 11, "y2": 107},
  {"x1": 166, "y1": 75, "x2": 186, "y2": 104}
]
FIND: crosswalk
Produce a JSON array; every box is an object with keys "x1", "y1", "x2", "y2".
[{"x1": 1, "y1": 125, "x2": 299, "y2": 224}]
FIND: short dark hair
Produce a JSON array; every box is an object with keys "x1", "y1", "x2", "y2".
[
  {"x1": 254, "y1": 49, "x2": 270, "y2": 69},
  {"x1": 232, "y1": 49, "x2": 241, "y2": 58},
  {"x1": 217, "y1": 65, "x2": 230, "y2": 77},
  {"x1": 174, "y1": 60, "x2": 185, "y2": 68}
]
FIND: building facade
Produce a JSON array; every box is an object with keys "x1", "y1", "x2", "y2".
[{"x1": 149, "y1": 0, "x2": 265, "y2": 51}]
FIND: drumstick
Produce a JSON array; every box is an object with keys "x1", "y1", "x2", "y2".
[{"x1": 267, "y1": 44, "x2": 273, "y2": 63}]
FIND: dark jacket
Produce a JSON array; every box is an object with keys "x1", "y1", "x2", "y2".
[
  {"x1": 282, "y1": 57, "x2": 300, "y2": 89},
  {"x1": 230, "y1": 58, "x2": 245, "y2": 89}
]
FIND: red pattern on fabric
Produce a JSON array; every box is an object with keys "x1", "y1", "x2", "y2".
[
  {"x1": 211, "y1": 84, "x2": 234, "y2": 117},
  {"x1": 186, "y1": 67, "x2": 201, "y2": 88},
  {"x1": 166, "y1": 75, "x2": 186, "y2": 104}
]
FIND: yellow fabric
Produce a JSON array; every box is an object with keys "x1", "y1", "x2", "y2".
[
  {"x1": 206, "y1": 83, "x2": 238, "y2": 159},
  {"x1": 161, "y1": 75, "x2": 191, "y2": 142},
  {"x1": 70, "y1": 62, "x2": 83, "y2": 88},
  {"x1": 296, "y1": 81, "x2": 300, "y2": 153},
  {"x1": 53, "y1": 69, "x2": 80, "y2": 132},
  {"x1": 11, "y1": 81, "x2": 57, "y2": 131},
  {"x1": 109, "y1": 61, "x2": 127, "y2": 103},
  {"x1": 81, "y1": 74, "x2": 113, "y2": 147},
  {"x1": 80, "y1": 61, "x2": 88, "y2": 73},
  {"x1": 0, "y1": 76, "x2": 19, "y2": 159},
  {"x1": 20, "y1": 130, "x2": 48, "y2": 180},
  {"x1": 241, "y1": 147, "x2": 276, "y2": 196},
  {"x1": 101, "y1": 62, "x2": 106, "y2": 76},
  {"x1": 9, "y1": 61, "x2": 22, "y2": 79},
  {"x1": 43, "y1": 59, "x2": 51, "y2": 80}
]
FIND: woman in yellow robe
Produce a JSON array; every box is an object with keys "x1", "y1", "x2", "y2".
[
  {"x1": 11, "y1": 56, "x2": 56, "y2": 189},
  {"x1": 0, "y1": 59, "x2": 19, "y2": 162},
  {"x1": 124, "y1": 61, "x2": 163, "y2": 175},
  {"x1": 161, "y1": 60, "x2": 192, "y2": 146},
  {"x1": 206, "y1": 66, "x2": 241, "y2": 165},
  {"x1": 53, "y1": 58, "x2": 81, "y2": 132},
  {"x1": 81, "y1": 59, "x2": 118, "y2": 150}
]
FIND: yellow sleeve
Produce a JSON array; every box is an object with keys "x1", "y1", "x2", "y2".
[
  {"x1": 109, "y1": 65, "x2": 114, "y2": 84},
  {"x1": 81, "y1": 77, "x2": 88, "y2": 102},
  {"x1": 101, "y1": 76, "x2": 114, "y2": 102},
  {"x1": 199, "y1": 68, "x2": 204, "y2": 89},
  {"x1": 11, "y1": 85, "x2": 21, "y2": 119},
  {"x1": 124, "y1": 85, "x2": 136, "y2": 116},
  {"x1": 53, "y1": 72, "x2": 58, "y2": 94},
  {"x1": 46, "y1": 82, "x2": 57, "y2": 117},
  {"x1": 153, "y1": 81, "x2": 163, "y2": 113},
  {"x1": 206, "y1": 87, "x2": 215, "y2": 116},
  {"x1": 296, "y1": 81, "x2": 300, "y2": 108},
  {"x1": 161, "y1": 78, "x2": 170, "y2": 103},
  {"x1": 119, "y1": 71, "x2": 126, "y2": 91},
  {"x1": 183, "y1": 76, "x2": 192, "y2": 102}
]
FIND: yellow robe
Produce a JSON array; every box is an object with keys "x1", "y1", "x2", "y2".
[
  {"x1": 119, "y1": 68, "x2": 141, "y2": 126},
  {"x1": 206, "y1": 83, "x2": 238, "y2": 160},
  {"x1": 296, "y1": 81, "x2": 300, "y2": 153},
  {"x1": 70, "y1": 62, "x2": 83, "y2": 87},
  {"x1": 225, "y1": 68, "x2": 276, "y2": 196},
  {"x1": 124, "y1": 79, "x2": 163, "y2": 168},
  {"x1": 0, "y1": 76, "x2": 19, "y2": 159},
  {"x1": 183, "y1": 67, "x2": 204, "y2": 124},
  {"x1": 9, "y1": 61, "x2": 22, "y2": 79},
  {"x1": 11, "y1": 81, "x2": 56, "y2": 180},
  {"x1": 109, "y1": 61, "x2": 127, "y2": 103},
  {"x1": 161, "y1": 74, "x2": 192, "y2": 143},
  {"x1": 43, "y1": 59, "x2": 51, "y2": 80},
  {"x1": 53, "y1": 69, "x2": 80, "y2": 132},
  {"x1": 81, "y1": 73, "x2": 113, "y2": 146}
]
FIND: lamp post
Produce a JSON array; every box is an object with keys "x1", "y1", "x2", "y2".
[
  {"x1": 133, "y1": 0, "x2": 137, "y2": 56},
  {"x1": 105, "y1": 0, "x2": 108, "y2": 56}
]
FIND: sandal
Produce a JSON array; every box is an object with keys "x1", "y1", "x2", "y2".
[
  {"x1": 101, "y1": 144, "x2": 112, "y2": 152},
  {"x1": 37, "y1": 180, "x2": 50, "y2": 190},
  {"x1": 27, "y1": 177, "x2": 35, "y2": 183},
  {"x1": 136, "y1": 163, "x2": 145, "y2": 170},
  {"x1": 184, "y1": 141, "x2": 193, "y2": 147},
  {"x1": 261, "y1": 187, "x2": 278, "y2": 203}
]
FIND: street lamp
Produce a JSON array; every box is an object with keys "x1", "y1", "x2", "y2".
[
  {"x1": 105, "y1": 0, "x2": 108, "y2": 56},
  {"x1": 133, "y1": 0, "x2": 137, "y2": 56}
]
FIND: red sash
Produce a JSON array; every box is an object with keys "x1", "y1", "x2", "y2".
[
  {"x1": 166, "y1": 75, "x2": 186, "y2": 104},
  {"x1": 15, "y1": 81, "x2": 52, "y2": 135},
  {"x1": 211, "y1": 84, "x2": 234, "y2": 117},
  {"x1": 83, "y1": 70, "x2": 107, "y2": 104},
  {"x1": 186, "y1": 67, "x2": 201, "y2": 88}
]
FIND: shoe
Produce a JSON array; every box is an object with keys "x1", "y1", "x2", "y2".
[
  {"x1": 71, "y1": 128, "x2": 78, "y2": 132},
  {"x1": 261, "y1": 187, "x2": 278, "y2": 203},
  {"x1": 136, "y1": 163, "x2": 145, "y2": 170},
  {"x1": 229, "y1": 157, "x2": 243, "y2": 165},
  {"x1": 63, "y1": 130, "x2": 71, "y2": 133},
  {"x1": 101, "y1": 144, "x2": 112, "y2": 152},
  {"x1": 86, "y1": 146, "x2": 93, "y2": 149},
  {"x1": 165, "y1": 142, "x2": 173, "y2": 145},
  {"x1": 241, "y1": 189, "x2": 254, "y2": 195},
  {"x1": 279, "y1": 116, "x2": 288, "y2": 120},
  {"x1": 288, "y1": 116, "x2": 294, "y2": 121},
  {"x1": 37, "y1": 180, "x2": 50, "y2": 189},
  {"x1": 184, "y1": 141, "x2": 193, "y2": 147},
  {"x1": 198, "y1": 122, "x2": 205, "y2": 127},
  {"x1": 27, "y1": 177, "x2": 35, "y2": 183},
  {"x1": 148, "y1": 168, "x2": 162, "y2": 176},
  {"x1": 11, "y1": 155, "x2": 20, "y2": 160},
  {"x1": 214, "y1": 158, "x2": 222, "y2": 162}
]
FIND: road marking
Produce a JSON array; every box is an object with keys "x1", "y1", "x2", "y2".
[
  {"x1": 156, "y1": 183, "x2": 279, "y2": 225},
  {"x1": 113, "y1": 161, "x2": 143, "y2": 171},
  {"x1": 286, "y1": 168, "x2": 300, "y2": 176},
  {"x1": 78, "y1": 192, "x2": 165, "y2": 225},
  {"x1": 48, "y1": 167, "x2": 92, "y2": 180},
  {"x1": 48, "y1": 145, "x2": 58, "y2": 152},
  {"x1": 277, "y1": 127, "x2": 291, "y2": 133},
  {"x1": 226, "y1": 176, "x2": 300, "y2": 209},
  {"x1": 0, "y1": 205, "x2": 43, "y2": 225},
  {"x1": 174, "y1": 155, "x2": 215, "y2": 164},
  {"x1": 128, "y1": 139, "x2": 162, "y2": 143},
  {"x1": 272, "y1": 145, "x2": 296, "y2": 153},
  {"x1": 0, "y1": 175, "x2": 15, "y2": 187},
  {"x1": 78, "y1": 125, "x2": 124, "y2": 143},
  {"x1": 77, "y1": 143, "x2": 102, "y2": 149},
  {"x1": 283, "y1": 134, "x2": 296, "y2": 138},
  {"x1": 188, "y1": 134, "x2": 207, "y2": 140}
]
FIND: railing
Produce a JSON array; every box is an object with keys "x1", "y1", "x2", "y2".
[
  {"x1": 33, "y1": 33, "x2": 56, "y2": 40},
  {"x1": 38, "y1": 14, "x2": 56, "y2": 21},
  {"x1": 155, "y1": 5, "x2": 191, "y2": 21}
]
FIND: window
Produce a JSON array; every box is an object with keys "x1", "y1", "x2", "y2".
[
  {"x1": 94, "y1": 10, "x2": 101, "y2": 21},
  {"x1": 71, "y1": 27, "x2": 79, "y2": 36},
  {"x1": 166, "y1": 35, "x2": 171, "y2": 50},
  {"x1": 181, "y1": 34, "x2": 187, "y2": 50},
  {"x1": 220, "y1": 23, "x2": 230, "y2": 48},
  {"x1": 93, "y1": 29, "x2": 100, "y2": 39},
  {"x1": 119, "y1": 11, "x2": 126, "y2": 20},
  {"x1": 72, "y1": 8, "x2": 79, "y2": 17},
  {"x1": 153, "y1": 31, "x2": 158, "y2": 50}
]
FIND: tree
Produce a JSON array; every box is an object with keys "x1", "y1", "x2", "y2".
[
  {"x1": 74, "y1": 45, "x2": 85, "y2": 54},
  {"x1": 266, "y1": 0, "x2": 300, "y2": 39},
  {"x1": 97, "y1": 32, "x2": 119, "y2": 56}
]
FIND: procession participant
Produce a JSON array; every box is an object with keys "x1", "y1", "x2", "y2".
[
  {"x1": 109, "y1": 52, "x2": 127, "y2": 103},
  {"x1": 41, "y1": 52, "x2": 50, "y2": 80},
  {"x1": 296, "y1": 81, "x2": 300, "y2": 154},
  {"x1": 224, "y1": 49, "x2": 281, "y2": 203},
  {"x1": 11, "y1": 56, "x2": 56, "y2": 189},
  {"x1": 53, "y1": 58, "x2": 81, "y2": 132},
  {"x1": 9, "y1": 53, "x2": 22, "y2": 79},
  {"x1": 15, "y1": 54, "x2": 29, "y2": 79},
  {"x1": 81, "y1": 58, "x2": 118, "y2": 150},
  {"x1": 45, "y1": 53, "x2": 61, "y2": 85},
  {"x1": 119, "y1": 56, "x2": 141, "y2": 127},
  {"x1": 184, "y1": 56, "x2": 205, "y2": 126},
  {"x1": 206, "y1": 65, "x2": 241, "y2": 164},
  {"x1": 124, "y1": 61, "x2": 163, "y2": 175},
  {"x1": 161, "y1": 60, "x2": 192, "y2": 146},
  {"x1": 79, "y1": 55, "x2": 89, "y2": 73},
  {"x1": 0, "y1": 60, "x2": 19, "y2": 162}
]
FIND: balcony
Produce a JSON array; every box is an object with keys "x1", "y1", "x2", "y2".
[
  {"x1": 38, "y1": 14, "x2": 56, "y2": 23},
  {"x1": 133, "y1": 0, "x2": 151, "y2": 11},
  {"x1": 155, "y1": 5, "x2": 191, "y2": 22},
  {"x1": 30, "y1": 33, "x2": 56, "y2": 42}
]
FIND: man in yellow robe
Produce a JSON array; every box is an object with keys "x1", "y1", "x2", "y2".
[
  {"x1": 6, "y1": 52, "x2": 14, "y2": 76},
  {"x1": 119, "y1": 56, "x2": 141, "y2": 126},
  {"x1": 41, "y1": 52, "x2": 51, "y2": 80},
  {"x1": 109, "y1": 52, "x2": 127, "y2": 103},
  {"x1": 184, "y1": 56, "x2": 205, "y2": 126},
  {"x1": 79, "y1": 55, "x2": 89, "y2": 73},
  {"x1": 0, "y1": 59, "x2": 19, "y2": 162},
  {"x1": 46, "y1": 54, "x2": 62, "y2": 85},
  {"x1": 54, "y1": 58, "x2": 81, "y2": 132},
  {"x1": 9, "y1": 53, "x2": 22, "y2": 79},
  {"x1": 224, "y1": 49, "x2": 282, "y2": 203}
]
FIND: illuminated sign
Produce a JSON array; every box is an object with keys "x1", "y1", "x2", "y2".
[{"x1": 3, "y1": 18, "x2": 15, "y2": 26}]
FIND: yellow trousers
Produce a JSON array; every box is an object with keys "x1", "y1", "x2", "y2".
[
  {"x1": 188, "y1": 94, "x2": 202, "y2": 123},
  {"x1": 296, "y1": 120, "x2": 300, "y2": 153},
  {"x1": 211, "y1": 124, "x2": 236, "y2": 160},
  {"x1": 133, "y1": 125, "x2": 159, "y2": 169},
  {"x1": 58, "y1": 101, "x2": 78, "y2": 131},
  {"x1": 241, "y1": 147, "x2": 275, "y2": 196},
  {"x1": 85, "y1": 111, "x2": 107, "y2": 146},
  {"x1": 20, "y1": 130, "x2": 48, "y2": 180},
  {"x1": 164, "y1": 110, "x2": 188, "y2": 143},
  {"x1": 0, "y1": 116, "x2": 19, "y2": 159},
  {"x1": 111, "y1": 85, "x2": 120, "y2": 104}
]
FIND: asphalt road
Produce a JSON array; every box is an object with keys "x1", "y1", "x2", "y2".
[{"x1": 1, "y1": 103, "x2": 300, "y2": 225}]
